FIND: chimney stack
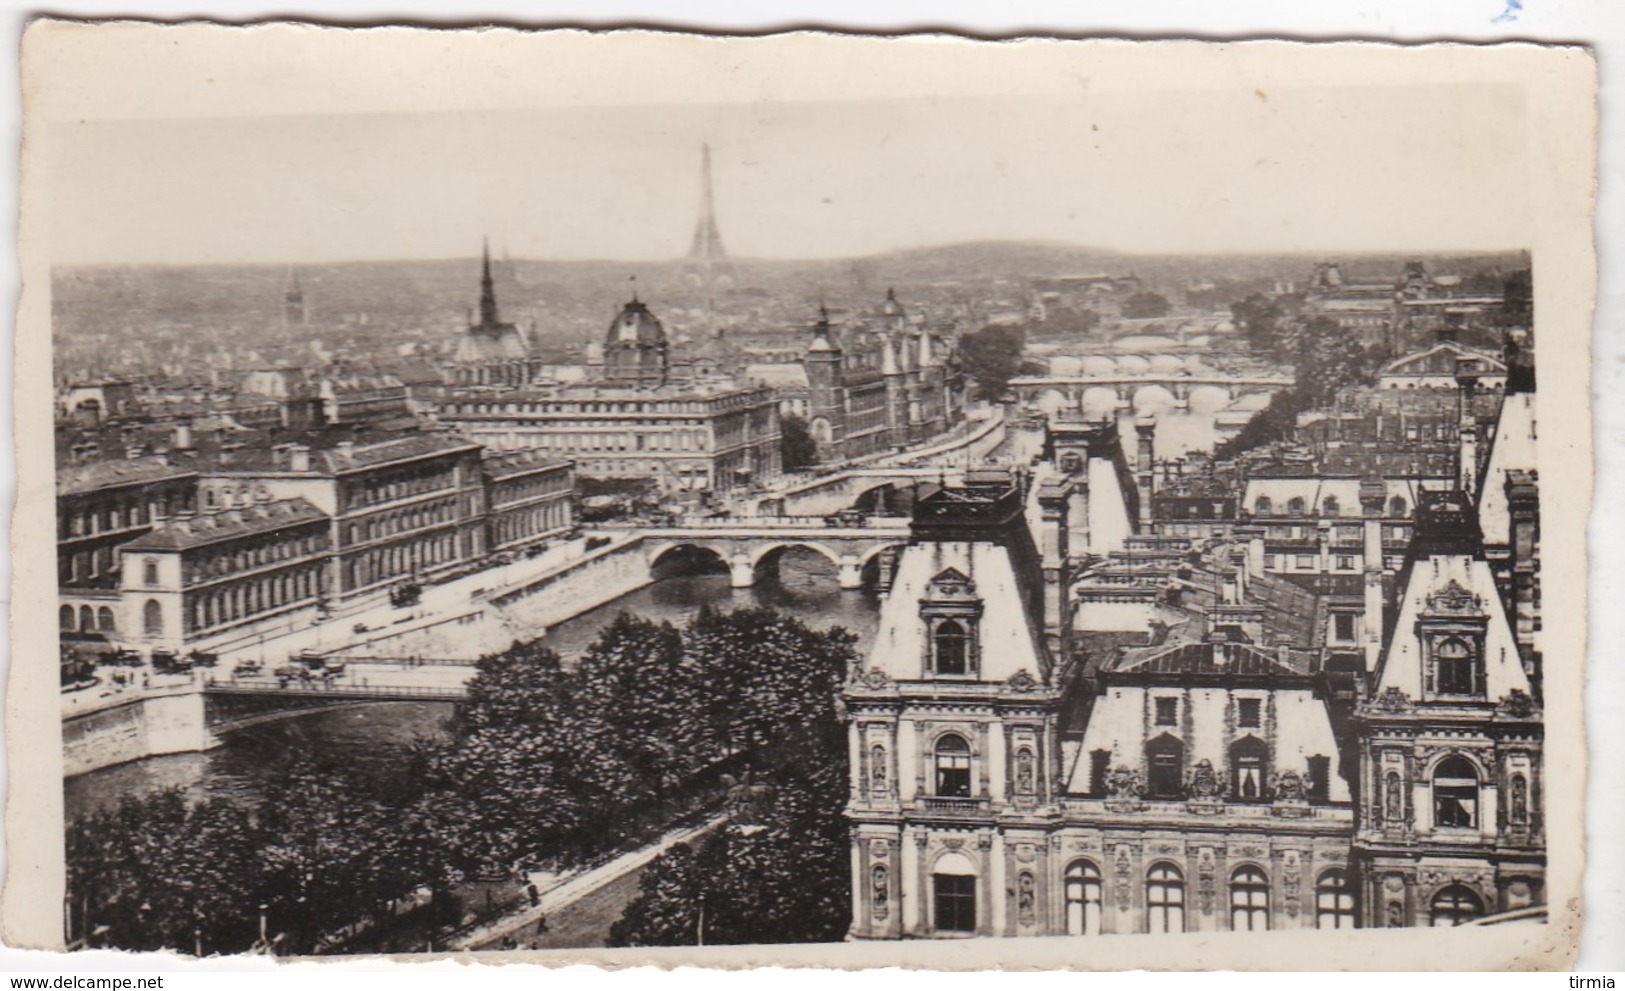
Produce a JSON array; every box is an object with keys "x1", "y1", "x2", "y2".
[
  {"x1": 173, "y1": 416, "x2": 194, "y2": 451},
  {"x1": 289, "y1": 444, "x2": 311, "y2": 472},
  {"x1": 1455, "y1": 359, "x2": 1482, "y2": 500},
  {"x1": 1505, "y1": 470, "x2": 1541, "y2": 692},
  {"x1": 1135, "y1": 414, "x2": 1156, "y2": 530},
  {"x1": 1358, "y1": 477, "x2": 1388, "y2": 673}
]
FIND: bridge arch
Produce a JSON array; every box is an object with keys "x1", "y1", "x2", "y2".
[
  {"x1": 749, "y1": 540, "x2": 844, "y2": 570},
  {"x1": 649, "y1": 542, "x2": 732, "y2": 580},
  {"x1": 1115, "y1": 354, "x2": 1151, "y2": 375},
  {"x1": 1187, "y1": 383, "x2": 1233, "y2": 413},
  {"x1": 1080, "y1": 386, "x2": 1120, "y2": 416},
  {"x1": 1036, "y1": 388, "x2": 1070, "y2": 416},
  {"x1": 1131, "y1": 383, "x2": 1178, "y2": 413}
]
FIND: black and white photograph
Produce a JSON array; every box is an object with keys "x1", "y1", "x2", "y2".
[{"x1": 3, "y1": 24, "x2": 1597, "y2": 970}]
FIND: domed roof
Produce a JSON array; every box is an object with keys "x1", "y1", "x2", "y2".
[{"x1": 608, "y1": 299, "x2": 666, "y2": 346}]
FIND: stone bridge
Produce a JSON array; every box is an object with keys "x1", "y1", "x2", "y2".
[
  {"x1": 630, "y1": 515, "x2": 914, "y2": 590},
  {"x1": 752, "y1": 467, "x2": 970, "y2": 519},
  {"x1": 1010, "y1": 373, "x2": 1292, "y2": 415}
]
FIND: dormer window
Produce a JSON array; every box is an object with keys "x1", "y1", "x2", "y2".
[
  {"x1": 920, "y1": 568, "x2": 983, "y2": 679},
  {"x1": 1434, "y1": 638, "x2": 1480, "y2": 695}
]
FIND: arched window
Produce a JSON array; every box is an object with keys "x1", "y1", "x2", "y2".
[
  {"x1": 1065, "y1": 861, "x2": 1103, "y2": 936},
  {"x1": 1230, "y1": 735, "x2": 1269, "y2": 801},
  {"x1": 59, "y1": 605, "x2": 75, "y2": 631},
  {"x1": 1146, "y1": 733, "x2": 1184, "y2": 799},
  {"x1": 1146, "y1": 864, "x2": 1185, "y2": 934},
  {"x1": 1287, "y1": 496, "x2": 1306, "y2": 516},
  {"x1": 1316, "y1": 870, "x2": 1357, "y2": 929},
  {"x1": 933, "y1": 619, "x2": 969, "y2": 676},
  {"x1": 1432, "y1": 756, "x2": 1479, "y2": 828},
  {"x1": 1254, "y1": 495, "x2": 1273, "y2": 515},
  {"x1": 932, "y1": 852, "x2": 977, "y2": 934},
  {"x1": 1389, "y1": 495, "x2": 1408, "y2": 517},
  {"x1": 97, "y1": 607, "x2": 116, "y2": 633},
  {"x1": 1230, "y1": 866, "x2": 1270, "y2": 931},
  {"x1": 79, "y1": 606, "x2": 95, "y2": 634},
  {"x1": 1434, "y1": 638, "x2": 1482, "y2": 696},
  {"x1": 934, "y1": 734, "x2": 972, "y2": 797},
  {"x1": 142, "y1": 599, "x2": 164, "y2": 638},
  {"x1": 1429, "y1": 884, "x2": 1484, "y2": 927},
  {"x1": 1322, "y1": 495, "x2": 1341, "y2": 517}
]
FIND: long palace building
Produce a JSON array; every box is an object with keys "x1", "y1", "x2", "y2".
[
  {"x1": 56, "y1": 431, "x2": 575, "y2": 659},
  {"x1": 439, "y1": 296, "x2": 781, "y2": 496}
]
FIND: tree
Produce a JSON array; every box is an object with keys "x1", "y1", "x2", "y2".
[
  {"x1": 1121, "y1": 292, "x2": 1170, "y2": 319},
  {"x1": 779, "y1": 413, "x2": 818, "y2": 471},
  {"x1": 610, "y1": 608, "x2": 858, "y2": 946},
  {"x1": 609, "y1": 842, "x2": 707, "y2": 946},
  {"x1": 957, "y1": 324, "x2": 1027, "y2": 401},
  {"x1": 1295, "y1": 315, "x2": 1374, "y2": 407},
  {"x1": 66, "y1": 790, "x2": 263, "y2": 954}
]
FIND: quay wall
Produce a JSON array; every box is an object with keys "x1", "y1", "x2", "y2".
[
  {"x1": 62, "y1": 689, "x2": 212, "y2": 778},
  {"x1": 333, "y1": 538, "x2": 655, "y2": 660}
]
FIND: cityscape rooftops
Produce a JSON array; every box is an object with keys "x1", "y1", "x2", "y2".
[
  {"x1": 58, "y1": 456, "x2": 198, "y2": 497},
  {"x1": 481, "y1": 448, "x2": 573, "y2": 479},
  {"x1": 121, "y1": 496, "x2": 328, "y2": 552}
]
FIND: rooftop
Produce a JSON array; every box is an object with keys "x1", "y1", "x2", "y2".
[
  {"x1": 58, "y1": 457, "x2": 198, "y2": 497},
  {"x1": 122, "y1": 497, "x2": 328, "y2": 552}
]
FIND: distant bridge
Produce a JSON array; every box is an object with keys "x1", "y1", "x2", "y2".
[
  {"x1": 1010, "y1": 373, "x2": 1291, "y2": 414},
  {"x1": 615, "y1": 514, "x2": 914, "y2": 589},
  {"x1": 754, "y1": 467, "x2": 971, "y2": 518}
]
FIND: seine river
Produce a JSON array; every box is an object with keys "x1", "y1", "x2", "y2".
[{"x1": 63, "y1": 549, "x2": 883, "y2": 822}]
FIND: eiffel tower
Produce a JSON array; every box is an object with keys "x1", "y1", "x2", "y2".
[{"x1": 680, "y1": 143, "x2": 739, "y2": 297}]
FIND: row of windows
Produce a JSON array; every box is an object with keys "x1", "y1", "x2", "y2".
[
  {"x1": 342, "y1": 464, "x2": 459, "y2": 511},
  {"x1": 59, "y1": 604, "x2": 117, "y2": 634},
  {"x1": 450, "y1": 399, "x2": 729, "y2": 416},
  {"x1": 186, "y1": 566, "x2": 325, "y2": 632},
  {"x1": 490, "y1": 472, "x2": 572, "y2": 507},
  {"x1": 343, "y1": 497, "x2": 461, "y2": 546},
  {"x1": 1152, "y1": 696, "x2": 1262, "y2": 729},
  {"x1": 928, "y1": 863, "x2": 1359, "y2": 935},
  {"x1": 61, "y1": 546, "x2": 120, "y2": 586},
  {"x1": 1253, "y1": 495, "x2": 1409, "y2": 518},
  {"x1": 500, "y1": 428, "x2": 713, "y2": 453},
  {"x1": 491, "y1": 502, "x2": 571, "y2": 548},
  {"x1": 60, "y1": 492, "x2": 188, "y2": 540},
  {"x1": 341, "y1": 531, "x2": 473, "y2": 591},
  {"x1": 178, "y1": 531, "x2": 329, "y2": 585}
]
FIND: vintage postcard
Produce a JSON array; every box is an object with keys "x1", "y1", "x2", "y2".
[{"x1": 4, "y1": 23, "x2": 1596, "y2": 970}]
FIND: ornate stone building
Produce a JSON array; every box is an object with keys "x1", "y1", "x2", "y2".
[
  {"x1": 804, "y1": 293, "x2": 965, "y2": 463},
  {"x1": 845, "y1": 467, "x2": 1543, "y2": 936},
  {"x1": 1350, "y1": 492, "x2": 1544, "y2": 927}
]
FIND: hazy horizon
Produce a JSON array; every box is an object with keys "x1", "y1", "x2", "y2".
[
  {"x1": 46, "y1": 238, "x2": 1533, "y2": 272},
  {"x1": 39, "y1": 33, "x2": 1535, "y2": 267}
]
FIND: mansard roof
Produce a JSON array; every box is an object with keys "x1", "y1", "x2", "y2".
[
  {"x1": 1111, "y1": 639, "x2": 1314, "y2": 679},
  {"x1": 122, "y1": 497, "x2": 328, "y2": 552}
]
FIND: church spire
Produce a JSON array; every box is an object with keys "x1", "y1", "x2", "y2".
[{"x1": 478, "y1": 237, "x2": 500, "y2": 327}]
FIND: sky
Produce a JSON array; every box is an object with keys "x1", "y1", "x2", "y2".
[{"x1": 31, "y1": 27, "x2": 1540, "y2": 265}]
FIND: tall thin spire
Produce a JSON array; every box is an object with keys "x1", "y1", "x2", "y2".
[
  {"x1": 688, "y1": 143, "x2": 726, "y2": 263},
  {"x1": 478, "y1": 237, "x2": 500, "y2": 327}
]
